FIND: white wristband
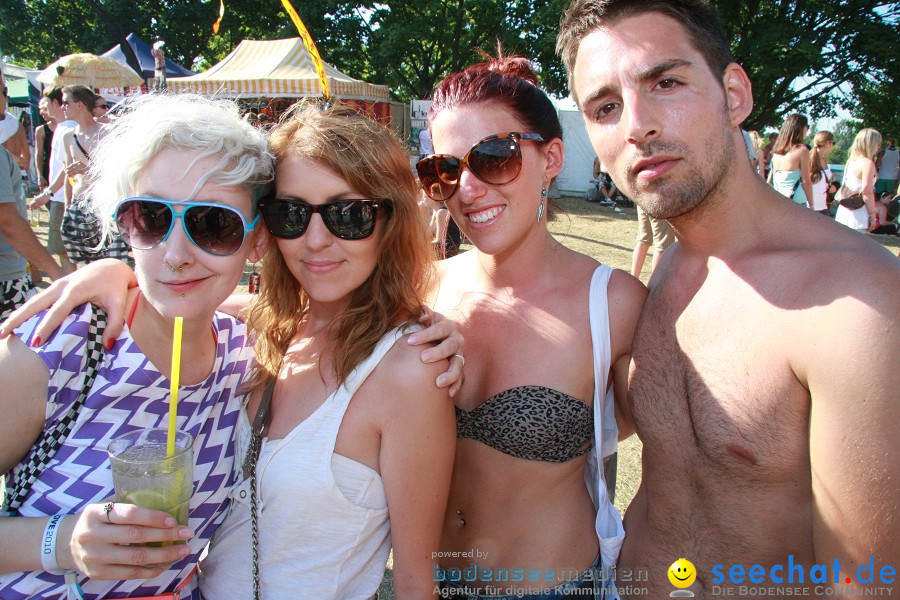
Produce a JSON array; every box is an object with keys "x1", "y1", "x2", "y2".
[{"x1": 41, "y1": 514, "x2": 73, "y2": 575}]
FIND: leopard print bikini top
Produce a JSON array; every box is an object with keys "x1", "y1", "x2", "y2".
[{"x1": 455, "y1": 385, "x2": 593, "y2": 462}]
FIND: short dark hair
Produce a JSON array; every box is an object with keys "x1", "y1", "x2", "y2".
[
  {"x1": 43, "y1": 86, "x2": 64, "y2": 104},
  {"x1": 62, "y1": 85, "x2": 96, "y2": 110},
  {"x1": 557, "y1": 0, "x2": 734, "y2": 102}
]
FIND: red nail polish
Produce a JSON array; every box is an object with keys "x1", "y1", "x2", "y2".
[
  {"x1": 31, "y1": 335, "x2": 42, "y2": 347},
  {"x1": 105, "y1": 338, "x2": 115, "y2": 350}
]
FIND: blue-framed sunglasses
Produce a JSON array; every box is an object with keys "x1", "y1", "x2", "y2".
[{"x1": 114, "y1": 197, "x2": 259, "y2": 256}]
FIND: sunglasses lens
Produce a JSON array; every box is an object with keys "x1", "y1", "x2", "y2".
[
  {"x1": 115, "y1": 200, "x2": 172, "y2": 249},
  {"x1": 183, "y1": 205, "x2": 247, "y2": 256},
  {"x1": 469, "y1": 137, "x2": 522, "y2": 185},
  {"x1": 323, "y1": 201, "x2": 378, "y2": 240},
  {"x1": 260, "y1": 199, "x2": 311, "y2": 239},
  {"x1": 417, "y1": 157, "x2": 461, "y2": 201}
]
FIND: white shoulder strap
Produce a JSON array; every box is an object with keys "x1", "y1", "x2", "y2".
[{"x1": 588, "y1": 265, "x2": 617, "y2": 459}]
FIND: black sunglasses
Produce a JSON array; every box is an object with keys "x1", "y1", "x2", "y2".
[
  {"x1": 258, "y1": 198, "x2": 388, "y2": 240},
  {"x1": 114, "y1": 197, "x2": 259, "y2": 256},
  {"x1": 416, "y1": 132, "x2": 544, "y2": 202}
]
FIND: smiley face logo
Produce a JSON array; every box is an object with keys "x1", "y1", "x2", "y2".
[{"x1": 668, "y1": 558, "x2": 697, "y2": 588}]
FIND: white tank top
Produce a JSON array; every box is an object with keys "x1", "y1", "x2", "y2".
[
  {"x1": 200, "y1": 325, "x2": 413, "y2": 600},
  {"x1": 835, "y1": 169, "x2": 869, "y2": 231},
  {"x1": 811, "y1": 168, "x2": 832, "y2": 211}
]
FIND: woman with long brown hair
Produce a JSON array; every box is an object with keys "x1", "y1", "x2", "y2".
[
  {"x1": 769, "y1": 113, "x2": 813, "y2": 208},
  {"x1": 196, "y1": 102, "x2": 456, "y2": 599}
]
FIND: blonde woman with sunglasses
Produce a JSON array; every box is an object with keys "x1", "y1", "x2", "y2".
[
  {"x1": 0, "y1": 94, "x2": 273, "y2": 600},
  {"x1": 417, "y1": 53, "x2": 645, "y2": 600}
]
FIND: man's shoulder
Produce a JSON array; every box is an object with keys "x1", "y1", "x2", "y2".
[
  {"x1": 783, "y1": 216, "x2": 896, "y2": 276},
  {"x1": 771, "y1": 223, "x2": 899, "y2": 324}
]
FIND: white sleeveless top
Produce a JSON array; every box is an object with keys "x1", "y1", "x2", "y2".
[
  {"x1": 200, "y1": 326, "x2": 414, "y2": 600},
  {"x1": 835, "y1": 170, "x2": 869, "y2": 231},
  {"x1": 584, "y1": 264, "x2": 625, "y2": 600},
  {"x1": 811, "y1": 168, "x2": 832, "y2": 211}
]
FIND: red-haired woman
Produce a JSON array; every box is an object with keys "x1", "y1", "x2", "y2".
[{"x1": 417, "y1": 53, "x2": 645, "y2": 600}]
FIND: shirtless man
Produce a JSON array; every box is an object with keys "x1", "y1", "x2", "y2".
[{"x1": 557, "y1": 1, "x2": 899, "y2": 598}]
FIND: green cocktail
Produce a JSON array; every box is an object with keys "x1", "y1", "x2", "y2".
[{"x1": 108, "y1": 428, "x2": 193, "y2": 548}]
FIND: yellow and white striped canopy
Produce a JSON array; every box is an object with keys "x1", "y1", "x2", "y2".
[{"x1": 167, "y1": 38, "x2": 389, "y2": 100}]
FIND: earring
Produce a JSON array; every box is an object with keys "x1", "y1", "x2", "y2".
[
  {"x1": 248, "y1": 261, "x2": 261, "y2": 294},
  {"x1": 537, "y1": 186, "x2": 548, "y2": 223}
]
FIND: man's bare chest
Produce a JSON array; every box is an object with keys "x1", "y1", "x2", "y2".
[{"x1": 629, "y1": 281, "x2": 811, "y2": 479}]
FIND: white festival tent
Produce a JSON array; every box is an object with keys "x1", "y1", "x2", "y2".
[{"x1": 167, "y1": 37, "x2": 390, "y2": 101}]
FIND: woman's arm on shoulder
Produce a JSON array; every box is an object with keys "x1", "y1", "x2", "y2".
[
  {"x1": 374, "y1": 340, "x2": 455, "y2": 599},
  {"x1": 606, "y1": 269, "x2": 647, "y2": 441}
]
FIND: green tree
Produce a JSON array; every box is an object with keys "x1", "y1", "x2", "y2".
[
  {"x1": 717, "y1": 0, "x2": 897, "y2": 130},
  {"x1": 0, "y1": 0, "x2": 289, "y2": 72},
  {"x1": 846, "y1": 79, "x2": 900, "y2": 141},
  {"x1": 828, "y1": 118, "x2": 863, "y2": 166},
  {"x1": 3, "y1": 0, "x2": 897, "y2": 117}
]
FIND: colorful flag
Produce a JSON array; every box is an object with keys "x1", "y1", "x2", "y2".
[
  {"x1": 212, "y1": 0, "x2": 225, "y2": 34},
  {"x1": 281, "y1": 0, "x2": 331, "y2": 100}
]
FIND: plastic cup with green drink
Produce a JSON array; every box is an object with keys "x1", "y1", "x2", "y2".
[{"x1": 108, "y1": 427, "x2": 193, "y2": 548}]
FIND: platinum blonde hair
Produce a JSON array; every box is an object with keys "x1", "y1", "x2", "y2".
[{"x1": 87, "y1": 93, "x2": 273, "y2": 242}]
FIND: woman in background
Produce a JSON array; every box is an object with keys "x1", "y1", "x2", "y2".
[
  {"x1": 835, "y1": 127, "x2": 882, "y2": 233},
  {"x1": 769, "y1": 114, "x2": 813, "y2": 208},
  {"x1": 809, "y1": 130, "x2": 836, "y2": 215},
  {"x1": 749, "y1": 130, "x2": 766, "y2": 178}
]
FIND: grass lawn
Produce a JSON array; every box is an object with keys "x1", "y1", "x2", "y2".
[{"x1": 9, "y1": 197, "x2": 898, "y2": 597}]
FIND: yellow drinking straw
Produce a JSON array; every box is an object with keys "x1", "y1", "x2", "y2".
[{"x1": 167, "y1": 317, "x2": 184, "y2": 457}]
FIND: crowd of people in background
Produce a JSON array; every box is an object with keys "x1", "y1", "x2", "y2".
[{"x1": 761, "y1": 114, "x2": 899, "y2": 234}]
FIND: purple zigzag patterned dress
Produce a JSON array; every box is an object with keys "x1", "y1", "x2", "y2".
[{"x1": 2, "y1": 303, "x2": 253, "y2": 599}]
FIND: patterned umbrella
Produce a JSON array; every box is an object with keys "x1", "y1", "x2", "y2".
[{"x1": 38, "y1": 53, "x2": 144, "y2": 89}]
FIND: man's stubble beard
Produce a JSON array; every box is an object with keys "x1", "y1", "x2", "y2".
[{"x1": 624, "y1": 112, "x2": 736, "y2": 221}]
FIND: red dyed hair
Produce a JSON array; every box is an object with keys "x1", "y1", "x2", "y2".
[{"x1": 428, "y1": 50, "x2": 563, "y2": 144}]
